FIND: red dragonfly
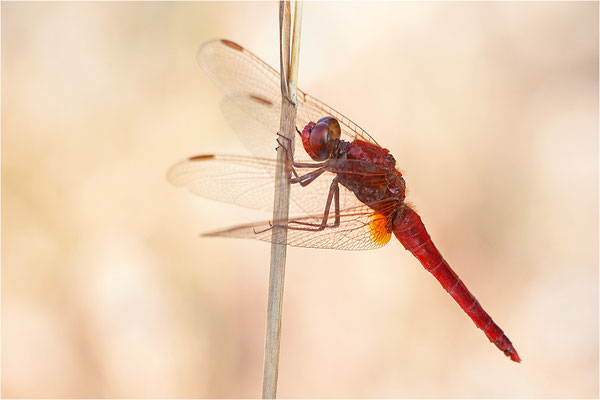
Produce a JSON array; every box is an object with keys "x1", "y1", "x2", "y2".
[{"x1": 169, "y1": 39, "x2": 520, "y2": 362}]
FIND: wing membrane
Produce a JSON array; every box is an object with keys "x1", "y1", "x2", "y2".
[
  {"x1": 198, "y1": 39, "x2": 379, "y2": 160},
  {"x1": 167, "y1": 154, "x2": 384, "y2": 217},
  {"x1": 203, "y1": 204, "x2": 393, "y2": 251}
]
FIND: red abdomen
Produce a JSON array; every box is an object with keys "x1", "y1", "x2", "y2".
[{"x1": 392, "y1": 206, "x2": 520, "y2": 362}]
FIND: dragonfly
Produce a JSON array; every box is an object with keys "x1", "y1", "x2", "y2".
[{"x1": 168, "y1": 39, "x2": 520, "y2": 363}]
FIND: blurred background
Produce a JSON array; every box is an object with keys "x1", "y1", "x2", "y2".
[{"x1": 2, "y1": 2, "x2": 598, "y2": 398}]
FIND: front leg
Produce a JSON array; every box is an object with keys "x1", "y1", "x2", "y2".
[
  {"x1": 276, "y1": 133, "x2": 327, "y2": 169},
  {"x1": 276, "y1": 133, "x2": 330, "y2": 188}
]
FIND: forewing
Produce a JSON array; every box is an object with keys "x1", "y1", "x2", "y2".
[
  {"x1": 297, "y1": 92, "x2": 379, "y2": 147},
  {"x1": 220, "y1": 96, "x2": 291, "y2": 160},
  {"x1": 167, "y1": 154, "x2": 278, "y2": 211},
  {"x1": 167, "y1": 154, "x2": 379, "y2": 217},
  {"x1": 198, "y1": 39, "x2": 379, "y2": 161}
]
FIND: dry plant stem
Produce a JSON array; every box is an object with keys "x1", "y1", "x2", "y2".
[
  {"x1": 262, "y1": 1, "x2": 302, "y2": 398},
  {"x1": 278, "y1": 0, "x2": 291, "y2": 98},
  {"x1": 289, "y1": 0, "x2": 303, "y2": 103},
  {"x1": 262, "y1": 98, "x2": 295, "y2": 399}
]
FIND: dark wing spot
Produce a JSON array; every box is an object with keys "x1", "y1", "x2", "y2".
[
  {"x1": 189, "y1": 154, "x2": 215, "y2": 161},
  {"x1": 221, "y1": 39, "x2": 244, "y2": 51},
  {"x1": 249, "y1": 94, "x2": 273, "y2": 106}
]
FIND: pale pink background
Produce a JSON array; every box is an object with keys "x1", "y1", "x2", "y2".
[{"x1": 2, "y1": 2, "x2": 598, "y2": 398}]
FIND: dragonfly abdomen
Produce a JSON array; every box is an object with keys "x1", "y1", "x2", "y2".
[{"x1": 392, "y1": 206, "x2": 521, "y2": 362}]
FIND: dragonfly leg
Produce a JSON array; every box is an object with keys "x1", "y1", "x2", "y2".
[
  {"x1": 254, "y1": 176, "x2": 341, "y2": 235},
  {"x1": 287, "y1": 176, "x2": 341, "y2": 230},
  {"x1": 290, "y1": 167, "x2": 326, "y2": 187},
  {"x1": 275, "y1": 134, "x2": 329, "y2": 187},
  {"x1": 276, "y1": 132, "x2": 327, "y2": 169},
  {"x1": 276, "y1": 134, "x2": 300, "y2": 179}
]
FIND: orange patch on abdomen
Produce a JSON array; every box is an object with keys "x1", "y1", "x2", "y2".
[{"x1": 369, "y1": 212, "x2": 392, "y2": 246}]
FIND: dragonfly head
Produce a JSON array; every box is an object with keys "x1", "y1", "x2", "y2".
[{"x1": 300, "y1": 116, "x2": 341, "y2": 161}]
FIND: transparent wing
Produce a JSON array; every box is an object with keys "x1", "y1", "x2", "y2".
[
  {"x1": 199, "y1": 39, "x2": 379, "y2": 162},
  {"x1": 167, "y1": 154, "x2": 382, "y2": 217},
  {"x1": 220, "y1": 97, "x2": 284, "y2": 160},
  {"x1": 204, "y1": 204, "x2": 394, "y2": 251},
  {"x1": 168, "y1": 154, "x2": 278, "y2": 211}
]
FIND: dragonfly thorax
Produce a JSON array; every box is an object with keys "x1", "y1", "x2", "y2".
[{"x1": 300, "y1": 116, "x2": 342, "y2": 161}]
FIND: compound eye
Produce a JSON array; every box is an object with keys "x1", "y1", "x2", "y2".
[
  {"x1": 316, "y1": 116, "x2": 341, "y2": 140},
  {"x1": 309, "y1": 122, "x2": 331, "y2": 161}
]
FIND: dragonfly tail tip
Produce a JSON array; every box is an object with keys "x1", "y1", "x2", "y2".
[{"x1": 508, "y1": 349, "x2": 521, "y2": 363}]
